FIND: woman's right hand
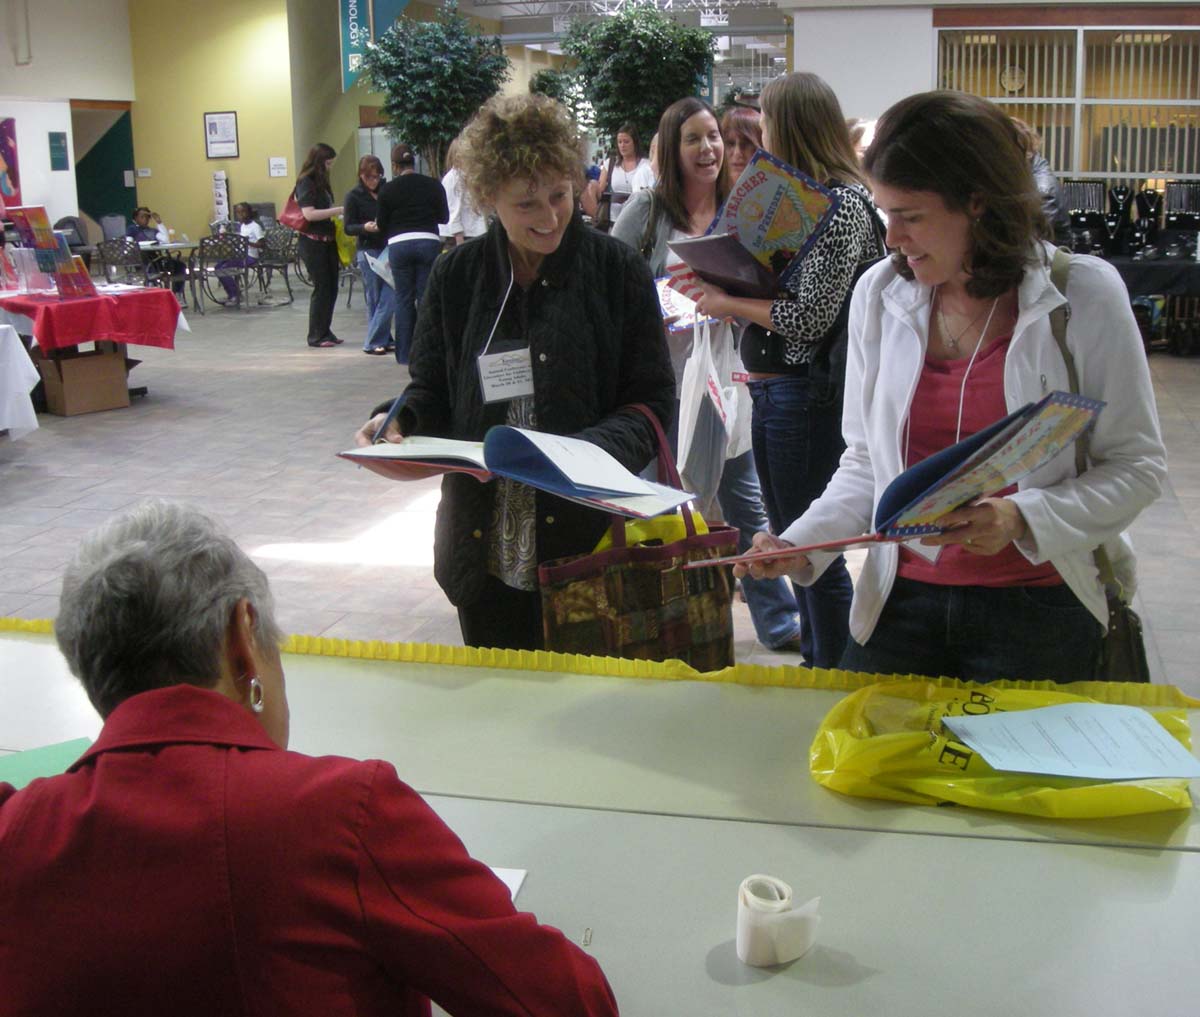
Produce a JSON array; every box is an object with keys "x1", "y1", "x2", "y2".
[
  {"x1": 732, "y1": 532, "x2": 810, "y2": 580},
  {"x1": 354, "y1": 413, "x2": 402, "y2": 447}
]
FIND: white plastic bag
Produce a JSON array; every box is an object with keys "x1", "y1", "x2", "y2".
[
  {"x1": 677, "y1": 318, "x2": 732, "y2": 506},
  {"x1": 712, "y1": 322, "x2": 752, "y2": 460}
]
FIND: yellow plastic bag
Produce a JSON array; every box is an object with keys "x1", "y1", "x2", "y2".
[
  {"x1": 591, "y1": 510, "x2": 708, "y2": 552},
  {"x1": 333, "y1": 217, "x2": 356, "y2": 268},
  {"x1": 810, "y1": 680, "x2": 1195, "y2": 819}
]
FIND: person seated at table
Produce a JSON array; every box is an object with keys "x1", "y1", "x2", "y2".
[
  {"x1": 0, "y1": 500, "x2": 619, "y2": 1016},
  {"x1": 125, "y1": 206, "x2": 185, "y2": 297},
  {"x1": 736, "y1": 90, "x2": 1167, "y2": 683},
  {"x1": 216, "y1": 202, "x2": 265, "y2": 305}
]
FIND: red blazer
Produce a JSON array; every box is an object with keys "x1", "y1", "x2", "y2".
[{"x1": 0, "y1": 685, "x2": 617, "y2": 1016}]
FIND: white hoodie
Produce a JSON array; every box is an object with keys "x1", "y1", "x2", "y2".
[{"x1": 780, "y1": 242, "x2": 1167, "y2": 644}]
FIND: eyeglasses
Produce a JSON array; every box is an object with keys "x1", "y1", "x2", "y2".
[{"x1": 363, "y1": 173, "x2": 382, "y2": 181}]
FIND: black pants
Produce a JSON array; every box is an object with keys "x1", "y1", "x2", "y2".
[
  {"x1": 297, "y1": 235, "x2": 340, "y2": 343},
  {"x1": 457, "y1": 574, "x2": 544, "y2": 651}
]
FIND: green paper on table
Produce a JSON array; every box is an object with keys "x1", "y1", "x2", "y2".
[{"x1": 0, "y1": 738, "x2": 92, "y2": 789}]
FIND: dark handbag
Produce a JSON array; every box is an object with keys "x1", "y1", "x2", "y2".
[
  {"x1": 593, "y1": 156, "x2": 619, "y2": 233},
  {"x1": 1048, "y1": 248, "x2": 1151, "y2": 682},
  {"x1": 538, "y1": 404, "x2": 739, "y2": 671},
  {"x1": 279, "y1": 190, "x2": 307, "y2": 232}
]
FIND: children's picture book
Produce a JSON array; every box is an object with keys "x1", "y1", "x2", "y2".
[
  {"x1": 665, "y1": 151, "x2": 841, "y2": 299},
  {"x1": 655, "y1": 277, "x2": 716, "y2": 333},
  {"x1": 686, "y1": 390, "x2": 1105, "y2": 568},
  {"x1": 5, "y1": 205, "x2": 97, "y2": 299},
  {"x1": 340, "y1": 426, "x2": 696, "y2": 520}
]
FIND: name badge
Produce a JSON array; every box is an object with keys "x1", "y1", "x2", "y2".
[{"x1": 478, "y1": 347, "x2": 535, "y2": 403}]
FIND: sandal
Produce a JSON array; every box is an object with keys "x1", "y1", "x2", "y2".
[{"x1": 310, "y1": 339, "x2": 337, "y2": 348}]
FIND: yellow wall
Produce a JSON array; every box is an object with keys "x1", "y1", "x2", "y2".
[
  {"x1": 128, "y1": 0, "x2": 296, "y2": 242},
  {"x1": 503, "y1": 47, "x2": 567, "y2": 98},
  {"x1": 127, "y1": 0, "x2": 524, "y2": 236}
]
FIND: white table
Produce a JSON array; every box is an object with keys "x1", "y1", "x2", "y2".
[
  {"x1": 0, "y1": 323, "x2": 39, "y2": 437},
  {"x1": 4, "y1": 631, "x2": 1198, "y2": 1015},
  {"x1": 426, "y1": 794, "x2": 1200, "y2": 1017},
  {"x1": 3, "y1": 633, "x2": 1197, "y2": 853}
]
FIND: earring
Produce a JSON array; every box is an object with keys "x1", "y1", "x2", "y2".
[{"x1": 248, "y1": 675, "x2": 265, "y2": 714}]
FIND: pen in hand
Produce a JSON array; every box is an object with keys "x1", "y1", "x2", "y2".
[{"x1": 371, "y1": 394, "x2": 406, "y2": 444}]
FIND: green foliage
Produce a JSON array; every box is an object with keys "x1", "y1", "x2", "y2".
[
  {"x1": 562, "y1": 4, "x2": 715, "y2": 145},
  {"x1": 361, "y1": 2, "x2": 510, "y2": 177},
  {"x1": 529, "y1": 68, "x2": 596, "y2": 133}
]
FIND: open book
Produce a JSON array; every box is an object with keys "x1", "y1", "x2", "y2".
[
  {"x1": 340, "y1": 426, "x2": 696, "y2": 519},
  {"x1": 686, "y1": 390, "x2": 1104, "y2": 568},
  {"x1": 665, "y1": 151, "x2": 840, "y2": 299}
]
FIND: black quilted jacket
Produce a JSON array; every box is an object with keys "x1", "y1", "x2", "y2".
[{"x1": 372, "y1": 212, "x2": 675, "y2": 607}]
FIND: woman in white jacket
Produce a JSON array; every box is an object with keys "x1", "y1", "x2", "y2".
[{"x1": 738, "y1": 91, "x2": 1166, "y2": 683}]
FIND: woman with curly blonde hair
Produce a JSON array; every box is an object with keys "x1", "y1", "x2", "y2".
[{"x1": 355, "y1": 94, "x2": 674, "y2": 650}]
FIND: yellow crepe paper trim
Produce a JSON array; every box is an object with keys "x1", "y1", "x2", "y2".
[{"x1": 5, "y1": 617, "x2": 1197, "y2": 708}]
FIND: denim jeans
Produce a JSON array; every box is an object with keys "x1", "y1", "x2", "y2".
[
  {"x1": 716, "y1": 450, "x2": 802, "y2": 649},
  {"x1": 357, "y1": 250, "x2": 395, "y2": 351},
  {"x1": 748, "y1": 374, "x2": 852, "y2": 668},
  {"x1": 389, "y1": 238, "x2": 441, "y2": 364},
  {"x1": 840, "y1": 577, "x2": 1105, "y2": 683}
]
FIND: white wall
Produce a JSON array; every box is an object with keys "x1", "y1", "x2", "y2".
[
  {"x1": 0, "y1": 0, "x2": 135, "y2": 100},
  {"x1": 0, "y1": 99, "x2": 79, "y2": 223},
  {"x1": 786, "y1": 5, "x2": 935, "y2": 122}
]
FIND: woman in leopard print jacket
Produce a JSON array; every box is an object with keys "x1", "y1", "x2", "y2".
[{"x1": 696, "y1": 72, "x2": 886, "y2": 669}]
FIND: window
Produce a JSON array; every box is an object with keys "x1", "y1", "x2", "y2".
[{"x1": 938, "y1": 26, "x2": 1200, "y2": 192}]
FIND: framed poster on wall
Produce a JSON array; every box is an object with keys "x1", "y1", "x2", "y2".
[
  {"x1": 204, "y1": 111, "x2": 238, "y2": 159},
  {"x1": 0, "y1": 118, "x2": 23, "y2": 206}
]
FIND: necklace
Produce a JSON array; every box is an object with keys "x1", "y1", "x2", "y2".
[{"x1": 936, "y1": 288, "x2": 998, "y2": 353}]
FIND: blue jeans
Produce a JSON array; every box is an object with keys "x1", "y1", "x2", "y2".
[
  {"x1": 749, "y1": 375, "x2": 852, "y2": 669},
  {"x1": 716, "y1": 450, "x2": 802, "y2": 649},
  {"x1": 357, "y1": 250, "x2": 395, "y2": 350},
  {"x1": 840, "y1": 577, "x2": 1104, "y2": 682},
  {"x1": 389, "y1": 238, "x2": 441, "y2": 364}
]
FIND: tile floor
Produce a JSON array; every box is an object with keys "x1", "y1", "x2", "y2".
[{"x1": 2, "y1": 286, "x2": 1198, "y2": 695}]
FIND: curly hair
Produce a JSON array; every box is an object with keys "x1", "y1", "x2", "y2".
[
  {"x1": 457, "y1": 94, "x2": 585, "y2": 210},
  {"x1": 864, "y1": 91, "x2": 1045, "y2": 299}
]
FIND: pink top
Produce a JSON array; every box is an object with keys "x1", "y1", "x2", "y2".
[{"x1": 897, "y1": 334, "x2": 1062, "y2": 588}]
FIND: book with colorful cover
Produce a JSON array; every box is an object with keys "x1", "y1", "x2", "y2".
[
  {"x1": 685, "y1": 390, "x2": 1105, "y2": 568},
  {"x1": 6, "y1": 205, "x2": 97, "y2": 299},
  {"x1": 654, "y1": 277, "x2": 716, "y2": 332},
  {"x1": 665, "y1": 151, "x2": 840, "y2": 300},
  {"x1": 340, "y1": 427, "x2": 696, "y2": 520}
]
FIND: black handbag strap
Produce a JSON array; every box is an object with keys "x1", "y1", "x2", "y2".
[
  {"x1": 1047, "y1": 247, "x2": 1119, "y2": 592},
  {"x1": 638, "y1": 191, "x2": 659, "y2": 263}
]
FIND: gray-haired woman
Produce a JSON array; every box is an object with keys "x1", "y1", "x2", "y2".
[{"x1": 0, "y1": 500, "x2": 617, "y2": 1016}]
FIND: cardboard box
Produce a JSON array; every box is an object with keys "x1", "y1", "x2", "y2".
[{"x1": 36, "y1": 342, "x2": 131, "y2": 416}]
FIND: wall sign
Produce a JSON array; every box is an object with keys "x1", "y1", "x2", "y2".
[
  {"x1": 48, "y1": 131, "x2": 69, "y2": 171},
  {"x1": 204, "y1": 111, "x2": 239, "y2": 159}
]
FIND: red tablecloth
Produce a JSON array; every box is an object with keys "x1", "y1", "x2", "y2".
[{"x1": 0, "y1": 289, "x2": 180, "y2": 351}]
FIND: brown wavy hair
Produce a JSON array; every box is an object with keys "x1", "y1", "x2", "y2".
[
  {"x1": 864, "y1": 91, "x2": 1045, "y2": 299},
  {"x1": 458, "y1": 94, "x2": 585, "y2": 209},
  {"x1": 654, "y1": 97, "x2": 729, "y2": 233},
  {"x1": 759, "y1": 73, "x2": 865, "y2": 189}
]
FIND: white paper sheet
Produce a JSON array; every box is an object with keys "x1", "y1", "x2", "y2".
[
  {"x1": 942, "y1": 703, "x2": 1200, "y2": 781},
  {"x1": 489, "y1": 866, "x2": 526, "y2": 901},
  {"x1": 505, "y1": 429, "x2": 657, "y2": 496}
]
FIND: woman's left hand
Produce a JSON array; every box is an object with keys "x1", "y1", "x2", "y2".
[
  {"x1": 364, "y1": 220, "x2": 379, "y2": 233},
  {"x1": 921, "y1": 497, "x2": 1029, "y2": 555},
  {"x1": 694, "y1": 281, "x2": 735, "y2": 321}
]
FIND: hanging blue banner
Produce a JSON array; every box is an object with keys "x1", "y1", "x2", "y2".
[{"x1": 341, "y1": 0, "x2": 411, "y2": 92}]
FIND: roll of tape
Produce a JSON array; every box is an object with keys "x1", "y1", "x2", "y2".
[{"x1": 735, "y1": 874, "x2": 820, "y2": 967}]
